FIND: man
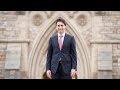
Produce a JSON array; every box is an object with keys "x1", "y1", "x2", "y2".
[{"x1": 46, "y1": 17, "x2": 77, "y2": 79}]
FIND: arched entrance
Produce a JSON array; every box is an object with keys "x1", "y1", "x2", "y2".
[{"x1": 28, "y1": 14, "x2": 91, "y2": 79}]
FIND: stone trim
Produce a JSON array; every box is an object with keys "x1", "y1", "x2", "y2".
[
  {"x1": 0, "y1": 39, "x2": 30, "y2": 43},
  {"x1": 90, "y1": 40, "x2": 120, "y2": 44}
]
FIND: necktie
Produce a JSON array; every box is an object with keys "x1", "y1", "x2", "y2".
[{"x1": 59, "y1": 35, "x2": 63, "y2": 50}]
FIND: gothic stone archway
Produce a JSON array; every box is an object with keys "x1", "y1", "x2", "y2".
[{"x1": 28, "y1": 14, "x2": 91, "y2": 79}]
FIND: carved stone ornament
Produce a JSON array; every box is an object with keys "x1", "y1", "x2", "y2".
[
  {"x1": 44, "y1": 11, "x2": 54, "y2": 18},
  {"x1": 33, "y1": 14, "x2": 43, "y2": 26},
  {"x1": 77, "y1": 14, "x2": 87, "y2": 26},
  {"x1": 65, "y1": 11, "x2": 78, "y2": 18}
]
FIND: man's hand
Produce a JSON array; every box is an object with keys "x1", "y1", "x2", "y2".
[
  {"x1": 46, "y1": 70, "x2": 52, "y2": 79},
  {"x1": 71, "y1": 69, "x2": 76, "y2": 79}
]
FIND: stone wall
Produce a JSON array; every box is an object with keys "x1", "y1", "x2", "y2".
[
  {"x1": 0, "y1": 11, "x2": 29, "y2": 79},
  {"x1": 91, "y1": 11, "x2": 120, "y2": 79},
  {"x1": 0, "y1": 11, "x2": 120, "y2": 79}
]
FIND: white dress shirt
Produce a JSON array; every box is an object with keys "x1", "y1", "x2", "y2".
[{"x1": 58, "y1": 32, "x2": 65, "y2": 44}]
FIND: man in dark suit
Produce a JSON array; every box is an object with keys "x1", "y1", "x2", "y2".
[{"x1": 46, "y1": 17, "x2": 77, "y2": 79}]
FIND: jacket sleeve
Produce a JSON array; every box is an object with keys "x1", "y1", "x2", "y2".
[
  {"x1": 46, "y1": 37, "x2": 53, "y2": 71},
  {"x1": 70, "y1": 36, "x2": 77, "y2": 70}
]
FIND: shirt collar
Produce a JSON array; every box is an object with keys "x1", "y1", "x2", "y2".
[{"x1": 58, "y1": 32, "x2": 65, "y2": 38}]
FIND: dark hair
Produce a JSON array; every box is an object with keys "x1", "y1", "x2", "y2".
[{"x1": 56, "y1": 17, "x2": 66, "y2": 26}]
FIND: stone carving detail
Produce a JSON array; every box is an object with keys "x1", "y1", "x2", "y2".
[
  {"x1": 65, "y1": 11, "x2": 78, "y2": 18},
  {"x1": 16, "y1": 11, "x2": 25, "y2": 15},
  {"x1": 76, "y1": 14, "x2": 87, "y2": 26},
  {"x1": 82, "y1": 29, "x2": 92, "y2": 48},
  {"x1": 33, "y1": 14, "x2": 43, "y2": 26},
  {"x1": 44, "y1": 11, "x2": 54, "y2": 18}
]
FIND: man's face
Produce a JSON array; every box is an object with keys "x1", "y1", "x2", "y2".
[{"x1": 56, "y1": 21, "x2": 66, "y2": 34}]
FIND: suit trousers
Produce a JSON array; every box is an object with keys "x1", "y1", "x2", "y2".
[{"x1": 51, "y1": 61, "x2": 71, "y2": 79}]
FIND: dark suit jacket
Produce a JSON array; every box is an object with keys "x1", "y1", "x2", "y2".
[{"x1": 46, "y1": 33, "x2": 77, "y2": 74}]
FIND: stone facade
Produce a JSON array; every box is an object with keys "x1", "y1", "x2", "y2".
[{"x1": 0, "y1": 11, "x2": 120, "y2": 79}]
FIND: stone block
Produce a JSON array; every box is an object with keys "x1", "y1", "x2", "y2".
[
  {"x1": 98, "y1": 70, "x2": 112, "y2": 79},
  {"x1": 0, "y1": 44, "x2": 6, "y2": 50},
  {"x1": 4, "y1": 70, "x2": 21, "y2": 79},
  {"x1": 98, "y1": 60, "x2": 112, "y2": 70},
  {"x1": 5, "y1": 44, "x2": 21, "y2": 69},
  {"x1": 5, "y1": 60, "x2": 20, "y2": 69},
  {"x1": 98, "y1": 50, "x2": 112, "y2": 61}
]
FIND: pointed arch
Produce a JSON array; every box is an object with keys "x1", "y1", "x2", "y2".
[{"x1": 28, "y1": 13, "x2": 91, "y2": 79}]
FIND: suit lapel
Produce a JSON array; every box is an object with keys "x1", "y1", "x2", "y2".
[
  {"x1": 61, "y1": 33, "x2": 67, "y2": 51},
  {"x1": 54, "y1": 35, "x2": 59, "y2": 50}
]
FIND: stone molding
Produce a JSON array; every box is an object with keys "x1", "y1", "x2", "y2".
[
  {"x1": 0, "y1": 39, "x2": 30, "y2": 43},
  {"x1": 90, "y1": 40, "x2": 120, "y2": 44}
]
